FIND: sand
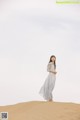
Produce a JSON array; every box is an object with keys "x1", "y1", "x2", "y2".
[{"x1": 0, "y1": 101, "x2": 80, "y2": 120}]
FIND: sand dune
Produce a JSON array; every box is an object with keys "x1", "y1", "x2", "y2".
[{"x1": 0, "y1": 101, "x2": 80, "y2": 120}]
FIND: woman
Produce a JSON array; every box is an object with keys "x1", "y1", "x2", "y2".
[{"x1": 39, "y1": 55, "x2": 57, "y2": 101}]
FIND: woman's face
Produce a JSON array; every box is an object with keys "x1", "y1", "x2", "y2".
[{"x1": 51, "y1": 57, "x2": 56, "y2": 62}]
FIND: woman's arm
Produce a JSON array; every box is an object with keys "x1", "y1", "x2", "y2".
[
  {"x1": 47, "y1": 63, "x2": 57, "y2": 74},
  {"x1": 49, "y1": 70, "x2": 57, "y2": 74}
]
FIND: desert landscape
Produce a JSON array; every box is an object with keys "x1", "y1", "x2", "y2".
[{"x1": 0, "y1": 101, "x2": 80, "y2": 120}]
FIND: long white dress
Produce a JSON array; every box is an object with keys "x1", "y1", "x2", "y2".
[{"x1": 39, "y1": 62, "x2": 56, "y2": 100}]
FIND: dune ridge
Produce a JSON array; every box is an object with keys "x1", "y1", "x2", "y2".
[{"x1": 0, "y1": 101, "x2": 80, "y2": 120}]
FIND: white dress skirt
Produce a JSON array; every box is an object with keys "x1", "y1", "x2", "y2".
[{"x1": 39, "y1": 62, "x2": 56, "y2": 100}]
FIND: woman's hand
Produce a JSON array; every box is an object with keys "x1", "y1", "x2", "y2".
[
  {"x1": 53, "y1": 71, "x2": 57, "y2": 74},
  {"x1": 50, "y1": 71, "x2": 57, "y2": 74}
]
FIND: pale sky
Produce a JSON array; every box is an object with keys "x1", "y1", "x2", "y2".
[{"x1": 0, "y1": 0, "x2": 80, "y2": 106}]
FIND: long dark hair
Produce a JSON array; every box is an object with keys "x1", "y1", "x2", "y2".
[{"x1": 49, "y1": 55, "x2": 56, "y2": 69}]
